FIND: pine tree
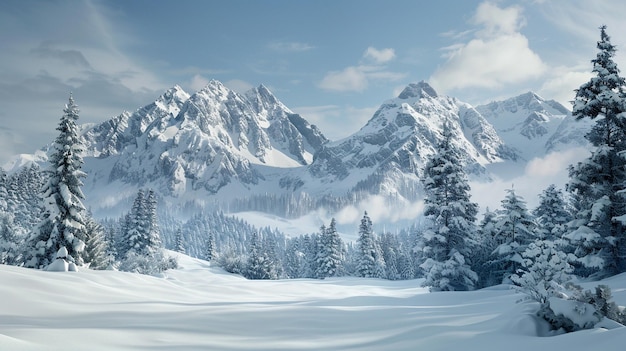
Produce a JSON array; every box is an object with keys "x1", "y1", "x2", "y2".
[
  {"x1": 0, "y1": 169, "x2": 8, "y2": 212},
  {"x1": 492, "y1": 188, "x2": 536, "y2": 283},
  {"x1": 119, "y1": 189, "x2": 170, "y2": 274},
  {"x1": 262, "y1": 233, "x2": 280, "y2": 279},
  {"x1": 533, "y1": 185, "x2": 571, "y2": 241},
  {"x1": 511, "y1": 239, "x2": 573, "y2": 305},
  {"x1": 24, "y1": 95, "x2": 88, "y2": 268},
  {"x1": 245, "y1": 232, "x2": 272, "y2": 279},
  {"x1": 83, "y1": 218, "x2": 108, "y2": 269},
  {"x1": 418, "y1": 121, "x2": 478, "y2": 291},
  {"x1": 126, "y1": 189, "x2": 147, "y2": 256},
  {"x1": 174, "y1": 228, "x2": 185, "y2": 254},
  {"x1": 316, "y1": 219, "x2": 344, "y2": 279},
  {"x1": 472, "y1": 208, "x2": 500, "y2": 287},
  {"x1": 301, "y1": 234, "x2": 317, "y2": 278},
  {"x1": 567, "y1": 26, "x2": 626, "y2": 276},
  {"x1": 144, "y1": 189, "x2": 162, "y2": 254},
  {"x1": 356, "y1": 212, "x2": 377, "y2": 278},
  {"x1": 0, "y1": 211, "x2": 20, "y2": 265},
  {"x1": 284, "y1": 237, "x2": 304, "y2": 278},
  {"x1": 205, "y1": 231, "x2": 216, "y2": 261}
]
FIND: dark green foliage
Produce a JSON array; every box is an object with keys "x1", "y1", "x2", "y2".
[{"x1": 567, "y1": 26, "x2": 626, "y2": 276}]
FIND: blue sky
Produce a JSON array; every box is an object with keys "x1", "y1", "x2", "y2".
[{"x1": 1, "y1": 0, "x2": 626, "y2": 165}]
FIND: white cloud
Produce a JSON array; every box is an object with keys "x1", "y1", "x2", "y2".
[
  {"x1": 430, "y1": 2, "x2": 547, "y2": 92},
  {"x1": 318, "y1": 66, "x2": 369, "y2": 92},
  {"x1": 334, "y1": 195, "x2": 425, "y2": 225},
  {"x1": 472, "y1": 2, "x2": 524, "y2": 36},
  {"x1": 470, "y1": 147, "x2": 589, "y2": 212},
  {"x1": 538, "y1": 67, "x2": 592, "y2": 107},
  {"x1": 318, "y1": 47, "x2": 404, "y2": 92},
  {"x1": 189, "y1": 74, "x2": 210, "y2": 92},
  {"x1": 363, "y1": 47, "x2": 396, "y2": 64}
]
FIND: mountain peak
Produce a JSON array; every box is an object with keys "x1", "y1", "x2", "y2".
[
  {"x1": 398, "y1": 81, "x2": 438, "y2": 99},
  {"x1": 162, "y1": 85, "x2": 190, "y2": 103}
]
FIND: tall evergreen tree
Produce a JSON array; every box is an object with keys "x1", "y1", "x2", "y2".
[
  {"x1": 418, "y1": 121, "x2": 478, "y2": 291},
  {"x1": 118, "y1": 189, "x2": 171, "y2": 274},
  {"x1": 174, "y1": 228, "x2": 185, "y2": 254},
  {"x1": 0, "y1": 212, "x2": 20, "y2": 265},
  {"x1": 356, "y1": 212, "x2": 378, "y2": 278},
  {"x1": 144, "y1": 189, "x2": 162, "y2": 254},
  {"x1": 301, "y1": 234, "x2": 317, "y2": 278},
  {"x1": 567, "y1": 25, "x2": 626, "y2": 276},
  {"x1": 83, "y1": 217, "x2": 108, "y2": 270},
  {"x1": 284, "y1": 237, "x2": 304, "y2": 278},
  {"x1": 472, "y1": 208, "x2": 500, "y2": 287},
  {"x1": 492, "y1": 188, "x2": 536, "y2": 283},
  {"x1": 125, "y1": 189, "x2": 147, "y2": 256},
  {"x1": 0, "y1": 169, "x2": 8, "y2": 212},
  {"x1": 533, "y1": 185, "x2": 572, "y2": 241},
  {"x1": 205, "y1": 231, "x2": 216, "y2": 261},
  {"x1": 245, "y1": 232, "x2": 272, "y2": 279},
  {"x1": 316, "y1": 218, "x2": 344, "y2": 279},
  {"x1": 24, "y1": 95, "x2": 88, "y2": 268}
]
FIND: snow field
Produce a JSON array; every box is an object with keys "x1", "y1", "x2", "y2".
[{"x1": 1, "y1": 252, "x2": 625, "y2": 350}]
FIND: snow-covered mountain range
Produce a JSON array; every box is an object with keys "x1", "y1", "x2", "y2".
[{"x1": 6, "y1": 80, "x2": 590, "y2": 219}]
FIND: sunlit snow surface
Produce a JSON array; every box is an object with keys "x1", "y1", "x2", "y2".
[{"x1": 1, "y1": 252, "x2": 625, "y2": 350}]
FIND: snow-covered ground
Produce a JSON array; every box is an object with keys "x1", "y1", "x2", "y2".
[{"x1": 1, "y1": 252, "x2": 625, "y2": 351}]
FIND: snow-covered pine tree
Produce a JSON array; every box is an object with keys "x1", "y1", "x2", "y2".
[
  {"x1": 6, "y1": 165, "x2": 45, "y2": 233},
  {"x1": 356, "y1": 212, "x2": 378, "y2": 278},
  {"x1": 511, "y1": 239, "x2": 573, "y2": 304},
  {"x1": 472, "y1": 208, "x2": 500, "y2": 287},
  {"x1": 567, "y1": 25, "x2": 626, "y2": 277},
  {"x1": 125, "y1": 189, "x2": 147, "y2": 256},
  {"x1": 174, "y1": 228, "x2": 185, "y2": 254},
  {"x1": 24, "y1": 95, "x2": 88, "y2": 268},
  {"x1": 533, "y1": 184, "x2": 572, "y2": 241},
  {"x1": 119, "y1": 189, "x2": 171, "y2": 274},
  {"x1": 245, "y1": 231, "x2": 272, "y2": 279},
  {"x1": 83, "y1": 217, "x2": 108, "y2": 270},
  {"x1": 205, "y1": 231, "x2": 216, "y2": 261},
  {"x1": 0, "y1": 211, "x2": 20, "y2": 265},
  {"x1": 316, "y1": 219, "x2": 344, "y2": 279},
  {"x1": 301, "y1": 233, "x2": 318, "y2": 278},
  {"x1": 492, "y1": 188, "x2": 536, "y2": 283},
  {"x1": 262, "y1": 233, "x2": 281, "y2": 279},
  {"x1": 144, "y1": 189, "x2": 162, "y2": 254},
  {"x1": 418, "y1": 121, "x2": 478, "y2": 291},
  {"x1": 0, "y1": 169, "x2": 8, "y2": 212},
  {"x1": 283, "y1": 237, "x2": 304, "y2": 278}
]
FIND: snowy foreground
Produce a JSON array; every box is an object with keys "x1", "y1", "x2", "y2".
[{"x1": 1, "y1": 253, "x2": 625, "y2": 351}]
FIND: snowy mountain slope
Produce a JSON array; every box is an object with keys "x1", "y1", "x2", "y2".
[
  {"x1": 1, "y1": 254, "x2": 624, "y2": 351},
  {"x1": 475, "y1": 92, "x2": 590, "y2": 161},
  {"x1": 76, "y1": 80, "x2": 328, "y2": 204},
  {"x1": 304, "y1": 82, "x2": 518, "y2": 199}
]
